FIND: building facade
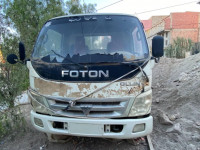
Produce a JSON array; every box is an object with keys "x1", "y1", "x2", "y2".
[{"x1": 142, "y1": 12, "x2": 200, "y2": 50}]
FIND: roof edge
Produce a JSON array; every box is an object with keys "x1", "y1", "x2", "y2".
[{"x1": 50, "y1": 13, "x2": 138, "y2": 21}]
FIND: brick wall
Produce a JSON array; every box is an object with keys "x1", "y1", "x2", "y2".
[
  {"x1": 198, "y1": 12, "x2": 200, "y2": 42},
  {"x1": 166, "y1": 12, "x2": 200, "y2": 43},
  {"x1": 171, "y1": 29, "x2": 199, "y2": 43},
  {"x1": 145, "y1": 11, "x2": 200, "y2": 50},
  {"x1": 171, "y1": 12, "x2": 199, "y2": 29},
  {"x1": 164, "y1": 16, "x2": 171, "y2": 30},
  {"x1": 141, "y1": 19, "x2": 152, "y2": 31}
]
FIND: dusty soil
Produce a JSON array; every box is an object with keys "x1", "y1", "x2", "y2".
[
  {"x1": 1, "y1": 53, "x2": 200, "y2": 150},
  {"x1": 151, "y1": 54, "x2": 200, "y2": 150}
]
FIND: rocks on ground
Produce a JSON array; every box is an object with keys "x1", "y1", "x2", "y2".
[{"x1": 152, "y1": 53, "x2": 200, "y2": 150}]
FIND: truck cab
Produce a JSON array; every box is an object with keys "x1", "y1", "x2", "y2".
[{"x1": 7, "y1": 13, "x2": 163, "y2": 140}]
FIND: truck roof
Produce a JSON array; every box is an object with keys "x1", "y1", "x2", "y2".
[{"x1": 50, "y1": 13, "x2": 139, "y2": 21}]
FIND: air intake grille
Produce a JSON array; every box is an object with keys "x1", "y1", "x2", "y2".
[{"x1": 48, "y1": 97, "x2": 130, "y2": 118}]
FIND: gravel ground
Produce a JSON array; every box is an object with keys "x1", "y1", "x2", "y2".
[{"x1": 151, "y1": 53, "x2": 200, "y2": 150}]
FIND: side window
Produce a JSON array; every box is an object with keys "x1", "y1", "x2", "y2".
[
  {"x1": 37, "y1": 29, "x2": 62, "y2": 58},
  {"x1": 132, "y1": 27, "x2": 144, "y2": 58},
  {"x1": 132, "y1": 27, "x2": 142, "y2": 52}
]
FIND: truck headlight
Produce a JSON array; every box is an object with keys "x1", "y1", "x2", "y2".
[
  {"x1": 28, "y1": 90, "x2": 52, "y2": 115},
  {"x1": 128, "y1": 90, "x2": 152, "y2": 117}
]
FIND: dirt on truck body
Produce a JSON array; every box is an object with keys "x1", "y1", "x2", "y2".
[{"x1": 6, "y1": 13, "x2": 164, "y2": 143}]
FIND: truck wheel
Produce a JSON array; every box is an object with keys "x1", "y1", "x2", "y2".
[{"x1": 46, "y1": 133, "x2": 71, "y2": 143}]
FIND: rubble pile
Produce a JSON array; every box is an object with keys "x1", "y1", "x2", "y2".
[{"x1": 152, "y1": 53, "x2": 200, "y2": 150}]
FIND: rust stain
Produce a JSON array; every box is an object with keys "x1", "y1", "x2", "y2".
[
  {"x1": 128, "y1": 88, "x2": 134, "y2": 94},
  {"x1": 70, "y1": 92, "x2": 82, "y2": 97},
  {"x1": 78, "y1": 83, "x2": 91, "y2": 91},
  {"x1": 100, "y1": 85, "x2": 142, "y2": 96},
  {"x1": 97, "y1": 94, "x2": 104, "y2": 98},
  {"x1": 34, "y1": 78, "x2": 72, "y2": 97},
  {"x1": 110, "y1": 89, "x2": 116, "y2": 93},
  {"x1": 127, "y1": 86, "x2": 142, "y2": 94},
  {"x1": 145, "y1": 81, "x2": 150, "y2": 86},
  {"x1": 34, "y1": 76, "x2": 145, "y2": 98}
]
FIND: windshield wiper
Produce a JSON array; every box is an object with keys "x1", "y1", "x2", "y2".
[
  {"x1": 51, "y1": 50, "x2": 87, "y2": 69},
  {"x1": 85, "y1": 59, "x2": 146, "y2": 65},
  {"x1": 121, "y1": 58, "x2": 148, "y2": 64},
  {"x1": 120, "y1": 61, "x2": 149, "y2": 82}
]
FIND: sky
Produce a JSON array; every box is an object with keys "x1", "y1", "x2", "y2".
[{"x1": 84, "y1": 0, "x2": 200, "y2": 20}]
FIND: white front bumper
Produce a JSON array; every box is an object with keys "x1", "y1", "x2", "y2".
[{"x1": 31, "y1": 111, "x2": 153, "y2": 139}]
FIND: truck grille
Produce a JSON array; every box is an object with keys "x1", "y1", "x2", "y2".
[{"x1": 47, "y1": 97, "x2": 130, "y2": 118}]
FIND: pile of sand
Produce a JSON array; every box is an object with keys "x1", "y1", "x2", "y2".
[{"x1": 151, "y1": 53, "x2": 200, "y2": 150}]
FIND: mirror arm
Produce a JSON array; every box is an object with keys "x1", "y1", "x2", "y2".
[
  {"x1": 151, "y1": 56, "x2": 160, "y2": 63},
  {"x1": 15, "y1": 59, "x2": 28, "y2": 64},
  {"x1": 15, "y1": 60, "x2": 24, "y2": 64},
  {"x1": 24, "y1": 59, "x2": 30, "y2": 65},
  {"x1": 155, "y1": 57, "x2": 160, "y2": 63}
]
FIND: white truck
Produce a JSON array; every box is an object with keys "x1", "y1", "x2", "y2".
[{"x1": 7, "y1": 13, "x2": 163, "y2": 141}]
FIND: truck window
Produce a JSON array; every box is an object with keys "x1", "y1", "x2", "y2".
[
  {"x1": 45, "y1": 29, "x2": 62, "y2": 52},
  {"x1": 35, "y1": 29, "x2": 62, "y2": 59},
  {"x1": 32, "y1": 15, "x2": 149, "y2": 63}
]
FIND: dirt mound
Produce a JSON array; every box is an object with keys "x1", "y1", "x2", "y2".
[{"x1": 152, "y1": 53, "x2": 200, "y2": 150}]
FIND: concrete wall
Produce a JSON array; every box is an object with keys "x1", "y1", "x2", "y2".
[
  {"x1": 142, "y1": 16, "x2": 168, "y2": 31},
  {"x1": 145, "y1": 19, "x2": 166, "y2": 50},
  {"x1": 151, "y1": 16, "x2": 168, "y2": 26}
]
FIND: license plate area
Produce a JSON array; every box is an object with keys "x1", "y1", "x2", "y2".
[{"x1": 68, "y1": 122, "x2": 104, "y2": 135}]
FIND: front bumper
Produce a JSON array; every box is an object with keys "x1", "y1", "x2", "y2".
[{"x1": 31, "y1": 110, "x2": 153, "y2": 139}]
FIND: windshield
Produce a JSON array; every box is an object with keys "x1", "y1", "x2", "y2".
[{"x1": 32, "y1": 15, "x2": 149, "y2": 64}]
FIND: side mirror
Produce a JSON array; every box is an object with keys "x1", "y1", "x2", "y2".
[
  {"x1": 19, "y1": 42, "x2": 26, "y2": 61},
  {"x1": 7, "y1": 54, "x2": 18, "y2": 64},
  {"x1": 7, "y1": 42, "x2": 26, "y2": 65},
  {"x1": 152, "y1": 36, "x2": 164, "y2": 58}
]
